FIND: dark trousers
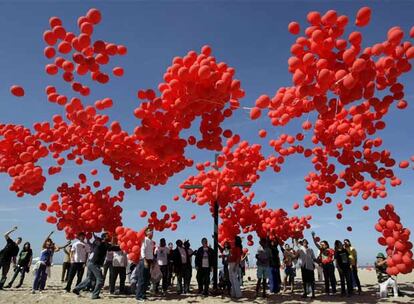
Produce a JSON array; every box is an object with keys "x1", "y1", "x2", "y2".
[
  {"x1": 135, "y1": 260, "x2": 150, "y2": 300},
  {"x1": 103, "y1": 260, "x2": 113, "y2": 286},
  {"x1": 61, "y1": 262, "x2": 71, "y2": 282},
  {"x1": 269, "y1": 266, "x2": 281, "y2": 293},
  {"x1": 7, "y1": 265, "x2": 26, "y2": 287},
  {"x1": 351, "y1": 265, "x2": 361, "y2": 292},
  {"x1": 73, "y1": 262, "x2": 104, "y2": 299},
  {"x1": 167, "y1": 262, "x2": 174, "y2": 287},
  {"x1": 33, "y1": 263, "x2": 47, "y2": 291},
  {"x1": 176, "y1": 266, "x2": 186, "y2": 293},
  {"x1": 338, "y1": 267, "x2": 353, "y2": 295},
  {"x1": 110, "y1": 266, "x2": 126, "y2": 294},
  {"x1": 223, "y1": 263, "x2": 231, "y2": 291},
  {"x1": 0, "y1": 260, "x2": 11, "y2": 288},
  {"x1": 322, "y1": 263, "x2": 336, "y2": 294},
  {"x1": 184, "y1": 264, "x2": 192, "y2": 293},
  {"x1": 65, "y1": 262, "x2": 85, "y2": 291},
  {"x1": 155, "y1": 265, "x2": 169, "y2": 292},
  {"x1": 301, "y1": 267, "x2": 315, "y2": 297},
  {"x1": 197, "y1": 267, "x2": 210, "y2": 295}
]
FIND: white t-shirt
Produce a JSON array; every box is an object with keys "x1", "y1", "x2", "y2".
[
  {"x1": 112, "y1": 251, "x2": 128, "y2": 267},
  {"x1": 202, "y1": 247, "x2": 209, "y2": 268},
  {"x1": 155, "y1": 246, "x2": 169, "y2": 266},
  {"x1": 140, "y1": 237, "x2": 154, "y2": 260},
  {"x1": 178, "y1": 247, "x2": 187, "y2": 264},
  {"x1": 71, "y1": 240, "x2": 89, "y2": 263}
]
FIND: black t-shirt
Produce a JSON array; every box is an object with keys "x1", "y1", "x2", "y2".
[
  {"x1": 90, "y1": 242, "x2": 120, "y2": 266},
  {"x1": 335, "y1": 248, "x2": 350, "y2": 269},
  {"x1": 0, "y1": 238, "x2": 19, "y2": 263},
  {"x1": 18, "y1": 249, "x2": 33, "y2": 267}
]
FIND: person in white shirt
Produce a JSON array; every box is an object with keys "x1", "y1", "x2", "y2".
[
  {"x1": 65, "y1": 232, "x2": 89, "y2": 292},
  {"x1": 135, "y1": 227, "x2": 154, "y2": 302},
  {"x1": 295, "y1": 239, "x2": 316, "y2": 299},
  {"x1": 154, "y1": 238, "x2": 169, "y2": 295},
  {"x1": 110, "y1": 248, "x2": 128, "y2": 294}
]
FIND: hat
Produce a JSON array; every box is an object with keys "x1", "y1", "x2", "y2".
[{"x1": 376, "y1": 252, "x2": 385, "y2": 259}]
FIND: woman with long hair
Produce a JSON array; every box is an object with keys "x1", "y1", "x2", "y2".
[
  {"x1": 334, "y1": 240, "x2": 353, "y2": 297},
  {"x1": 6, "y1": 242, "x2": 32, "y2": 288},
  {"x1": 32, "y1": 231, "x2": 70, "y2": 293},
  {"x1": 228, "y1": 236, "x2": 242, "y2": 298},
  {"x1": 312, "y1": 232, "x2": 336, "y2": 295}
]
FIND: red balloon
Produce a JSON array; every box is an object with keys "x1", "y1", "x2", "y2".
[{"x1": 10, "y1": 85, "x2": 25, "y2": 97}]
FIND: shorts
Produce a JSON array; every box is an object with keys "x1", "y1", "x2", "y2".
[{"x1": 256, "y1": 266, "x2": 269, "y2": 279}]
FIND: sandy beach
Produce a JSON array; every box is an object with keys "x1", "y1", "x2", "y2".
[{"x1": 0, "y1": 266, "x2": 413, "y2": 304}]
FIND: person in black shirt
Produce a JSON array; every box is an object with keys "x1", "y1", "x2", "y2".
[
  {"x1": 334, "y1": 240, "x2": 353, "y2": 297},
  {"x1": 6, "y1": 242, "x2": 32, "y2": 288},
  {"x1": 73, "y1": 232, "x2": 120, "y2": 299},
  {"x1": 194, "y1": 238, "x2": 215, "y2": 296},
  {"x1": 0, "y1": 226, "x2": 22, "y2": 290},
  {"x1": 269, "y1": 238, "x2": 282, "y2": 293}
]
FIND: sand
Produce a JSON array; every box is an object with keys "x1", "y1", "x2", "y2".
[{"x1": 0, "y1": 266, "x2": 413, "y2": 304}]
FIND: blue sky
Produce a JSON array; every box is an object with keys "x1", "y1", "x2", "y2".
[{"x1": 0, "y1": 1, "x2": 413, "y2": 265}]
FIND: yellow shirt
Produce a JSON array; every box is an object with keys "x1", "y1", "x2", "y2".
[{"x1": 348, "y1": 247, "x2": 357, "y2": 266}]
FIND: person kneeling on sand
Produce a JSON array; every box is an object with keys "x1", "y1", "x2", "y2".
[{"x1": 375, "y1": 252, "x2": 398, "y2": 298}]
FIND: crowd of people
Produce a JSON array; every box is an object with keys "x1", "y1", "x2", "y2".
[{"x1": 0, "y1": 226, "x2": 402, "y2": 301}]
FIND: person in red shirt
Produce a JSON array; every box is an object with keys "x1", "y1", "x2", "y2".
[
  {"x1": 228, "y1": 236, "x2": 242, "y2": 298},
  {"x1": 312, "y1": 232, "x2": 336, "y2": 295}
]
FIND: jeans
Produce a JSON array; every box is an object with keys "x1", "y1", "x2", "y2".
[
  {"x1": 269, "y1": 266, "x2": 281, "y2": 293},
  {"x1": 338, "y1": 267, "x2": 353, "y2": 295},
  {"x1": 322, "y1": 263, "x2": 336, "y2": 294},
  {"x1": 351, "y1": 265, "x2": 362, "y2": 292},
  {"x1": 73, "y1": 262, "x2": 104, "y2": 299},
  {"x1": 229, "y1": 262, "x2": 242, "y2": 298},
  {"x1": 65, "y1": 262, "x2": 85, "y2": 291},
  {"x1": 110, "y1": 266, "x2": 126, "y2": 294},
  {"x1": 135, "y1": 259, "x2": 150, "y2": 300},
  {"x1": 7, "y1": 265, "x2": 27, "y2": 287},
  {"x1": 33, "y1": 263, "x2": 47, "y2": 291},
  {"x1": 196, "y1": 267, "x2": 210, "y2": 295},
  {"x1": 0, "y1": 259, "x2": 11, "y2": 288}
]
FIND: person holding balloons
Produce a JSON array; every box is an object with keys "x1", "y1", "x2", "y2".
[
  {"x1": 134, "y1": 227, "x2": 154, "y2": 302},
  {"x1": 375, "y1": 252, "x2": 399, "y2": 298}
]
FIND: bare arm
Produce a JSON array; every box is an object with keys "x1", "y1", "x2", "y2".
[
  {"x1": 311, "y1": 232, "x2": 321, "y2": 250},
  {"x1": 55, "y1": 240, "x2": 71, "y2": 252},
  {"x1": 4, "y1": 226, "x2": 17, "y2": 240}
]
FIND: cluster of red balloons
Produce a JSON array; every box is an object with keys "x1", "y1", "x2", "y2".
[
  {"x1": 0, "y1": 124, "x2": 48, "y2": 196},
  {"x1": 43, "y1": 8, "x2": 126, "y2": 94},
  {"x1": 116, "y1": 226, "x2": 146, "y2": 263},
  {"x1": 39, "y1": 173, "x2": 124, "y2": 239},
  {"x1": 134, "y1": 45, "x2": 244, "y2": 153},
  {"x1": 375, "y1": 204, "x2": 413, "y2": 275},
  {"x1": 139, "y1": 204, "x2": 181, "y2": 232},
  {"x1": 180, "y1": 141, "x2": 311, "y2": 244},
  {"x1": 250, "y1": 7, "x2": 414, "y2": 212},
  {"x1": 180, "y1": 140, "x2": 264, "y2": 208},
  {"x1": 218, "y1": 193, "x2": 311, "y2": 245}
]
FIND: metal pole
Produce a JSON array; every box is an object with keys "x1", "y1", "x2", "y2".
[{"x1": 213, "y1": 199, "x2": 219, "y2": 290}]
